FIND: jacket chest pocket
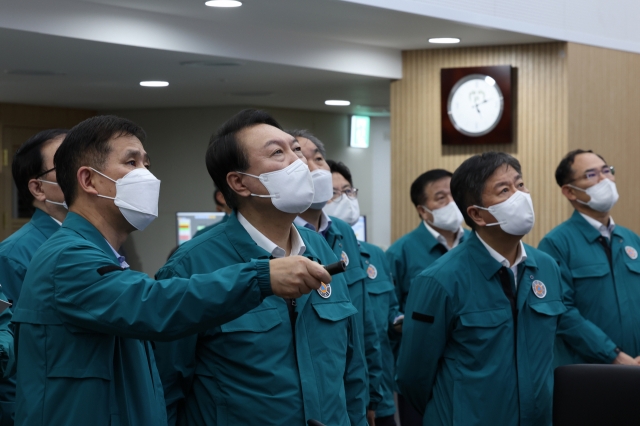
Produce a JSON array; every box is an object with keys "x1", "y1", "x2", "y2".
[
  {"x1": 219, "y1": 307, "x2": 282, "y2": 333},
  {"x1": 310, "y1": 301, "x2": 357, "y2": 357},
  {"x1": 457, "y1": 309, "x2": 511, "y2": 356},
  {"x1": 527, "y1": 300, "x2": 566, "y2": 350},
  {"x1": 624, "y1": 260, "x2": 640, "y2": 275},
  {"x1": 571, "y1": 263, "x2": 610, "y2": 285}
]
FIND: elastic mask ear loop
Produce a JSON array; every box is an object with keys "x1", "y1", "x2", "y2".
[
  {"x1": 236, "y1": 171, "x2": 274, "y2": 199},
  {"x1": 90, "y1": 167, "x2": 117, "y2": 200},
  {"x1": 566, "y1": 184, "x2": 587, "y2": 193},
  {"x1": 37, "y1": 180, "x2": 68, "y2": 209},
  {"x1": 473, "y1": 205, "x2": 503, "y2": 227}
]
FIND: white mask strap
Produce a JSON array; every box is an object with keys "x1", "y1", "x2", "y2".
[
  {"x1": 472, "y1": 205, "x2": 504, "y2": 227},
  {"x1": 89, "y1": 167, "x2": 117, "y2": 183},
  {"x1": 236, "y1": 171, "x2": 274, "y2": 199}
]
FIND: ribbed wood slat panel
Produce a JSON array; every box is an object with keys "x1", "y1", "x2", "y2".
[
  {"x1": 567, "y1": 43, "x2": 640, "y2": 234},
  {"x1": 390, "y1": 42, "x2": 571, "y2": 246}
]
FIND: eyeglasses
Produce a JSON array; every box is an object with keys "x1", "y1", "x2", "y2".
[
  {"x1": 567, "y1": 165, "x2": 615, "y2": 184},
  {"x1": 331, "y1": 187, "x2": 358, "y2": 201},
  {"x1": 35, "y1": 167, "x2": 56, "y2": 179}
]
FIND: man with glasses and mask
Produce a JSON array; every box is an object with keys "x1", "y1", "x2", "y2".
[
  {"x1": 539, "y1": 149, "x2": 640, "y2": 366},
  {"x1": 291, "y1": 129, "x2": 383, "y2": 426},
  {"x1": 397, "y1": 152, "x2": 567, "y2": 425},
  {"x1": 0, "y1": 129, "x2": 68, "y2": 425},
  {"x1": 154, "y1": 112, "x2": 367, "y2": 426},
  {"x1": 327, "y1": 159, "x2": 401, "y2": 426},
  {"x1": 11, "y1": 115, "x2": 333, "y2": 426}
]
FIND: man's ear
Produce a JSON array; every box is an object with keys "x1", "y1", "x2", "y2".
[
  {"x1": 466, "y1": 205, "x2": 488, "y2": 228},
  {"x1": 76, "y1": 167, "x2": 100, "y2": 197},
  {"x1": 27, "y1": 179, "x2": 46, "y2": 202},
  {"x1": 415, "y1": 205, "x2": 429, "y2": 222},
  {"x1": 561, "y1": 185, "x2": 578, "y2": 201},
  {"x1": 227, "y1": 172, "x2": 252, "y2": 198}
]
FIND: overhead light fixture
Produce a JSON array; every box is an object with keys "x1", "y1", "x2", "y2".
[
  {"x1": 325, "y1": 100, "x2": 350, "y2": 106},
  {"x1": 429, "y1": 37, "x2": 461, "y2": 44},
  {"x1": 205, "y1": 0, "x2": 242, "y2": 7},
  {"x1": 140, "y1": 81, "x2": 169, "y2": 87}
]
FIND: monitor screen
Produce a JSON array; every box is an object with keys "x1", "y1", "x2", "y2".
[
  {"x1": 176, "y1": 212, "x2": 226, "y2": 245},
  {"x1": 351, "y1": 215, "x2": 366, "y2": 242}
]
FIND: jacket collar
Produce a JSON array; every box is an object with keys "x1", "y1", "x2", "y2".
[
  {"x1": 569, "y1": 209, "x2": 612, "y2": 243},
  {"x1": 62, "y1": 212, "x2": 120, "y2": 263},
  {"x1": 31, "y1": 208, "x2": 61, "y2": 239},
  {"x1": 468, "y1": 231, "x2": 539, "y2": 281},
  {"x1": 412, "y1": 221, "x2": 444, "y2": 252},
  {"x1": 224, "y1": 211, "x2": 272, "y2": 262}
]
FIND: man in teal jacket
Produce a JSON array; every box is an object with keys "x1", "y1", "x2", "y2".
[
  {"x1": 386, "y1": 169, "x2": 469, "y2": 314},
  {"x1": 327, "y1": 159, "x2": 401, "y2": 426},
  {"x1": 12, "y1": 115, "x2": 330, "y2": 426},
  {"x1": 292, "y1": 130, "x2": 383, "y2": 425},
  {"x1": 539, "y1": 149, "x2": 640, "y2": 366},
  {"x1": 0, "y1": 128, "x2": 68, "y2": 426},
  {"x1": 397, "y1": 152, "x2": 568, "y2": 425},
  {"x1": 385, "y1": 169, "x2": 468, "y2": 425},
  {"x1": 155, "y1": 110, "x2": 367, "y2": 426}
]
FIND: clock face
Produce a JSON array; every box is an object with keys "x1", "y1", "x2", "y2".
[{"x1": 447, "y1": 74, "x2": 504, "y2": 137}]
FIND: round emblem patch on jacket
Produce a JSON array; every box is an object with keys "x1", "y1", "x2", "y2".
[
  {"x1": 317, "y1": 282, "x2": 332, "y2": 299},
  {"x1": 367, "y1": 264, "x2": 378, "y2": 279},
  {"x1": 341, "y1": 251, "x2": 350, "y2": 266},
  {"x1": 532, "y1": 280, "x2": 547, "y2": 299},
  {"x1": 625, "y1": 246, "x2": 638, "y2": 260}
]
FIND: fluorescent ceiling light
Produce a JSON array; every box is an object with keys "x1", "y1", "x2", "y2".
[
  {"x1": 140, "y1": 81, "x2": 169, "y2": 87},
  {"x1": 429, "y1": 37, "x2": 461, "y2": 44},
  {"x1": 325, "y1": 100, "x2": 350, "y2": 106},
  {"x1": 205, "y1": 0, "x2": 242, "y2": 7}
]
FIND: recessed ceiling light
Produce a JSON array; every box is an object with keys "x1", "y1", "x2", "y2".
[
  {"x1": 325, "y1": 100, "x2": 350, "y2": 106},
  {"x1": 429, "y1": 37, "x2": 461, "y2": 44},
  {"x1": 140, "y1": 81, "x2": 169, "y2": 87},
  {"x1": 205, "y1": 0, "x2": 242, "y2": 7}
]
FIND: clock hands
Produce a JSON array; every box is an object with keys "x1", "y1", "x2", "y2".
[{"x1": 472, "y1": 99, "x2": 490, "y2": 114}]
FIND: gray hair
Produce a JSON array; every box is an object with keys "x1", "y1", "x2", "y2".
[{"x1": 287, "y1": 129, "x2": 326, "y2": 158}]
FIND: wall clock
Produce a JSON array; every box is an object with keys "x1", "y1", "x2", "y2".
[{"x1": 441, "y1": 65, "x2": 516, "y2": 145}]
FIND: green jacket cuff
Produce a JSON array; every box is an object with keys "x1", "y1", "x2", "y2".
[{"x1": 254, "y1": 259, "x2": 273, "y2": 299}]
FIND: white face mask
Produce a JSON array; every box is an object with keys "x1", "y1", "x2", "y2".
[
  {"x1": 474, "y1": 191, "x2": 535, "y2": 236},
  {"x1": 309, "y1": 169, "x2": 333, "y2": 210},
  {"x1": 421, "y1": 201, "x2": 463, "y2": 232},
  {"x1": 324, "y1": 196, "x2": 360, "y2": 226},
  {"x1": 238, "y1": 159, "x2": 314, "y2": 214},
  {"x1": 568, "y1": 179, "x2": 619, "y2": 213},
  {"x1": 92, "y1": 167, "x2": 161, "y2": 231},
  {"x1": 38, "y1": 179, "x2": 68, "y2": 209}
]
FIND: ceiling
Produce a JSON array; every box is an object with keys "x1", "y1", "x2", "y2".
[{"x1": 0, "y1": 0, "x2": 552, "y2": 114}]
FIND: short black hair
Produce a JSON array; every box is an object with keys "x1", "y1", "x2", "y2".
[
  {"x1": 555, "y1": 149, "x2": 606, "y2": 187},
  {"x1": 451, "y1": 152, "x2": 522, "y2": 229},
  {"x1": 410, "y1": 169, "x2": 453, "y2": 207},
  {"x1": 12, "y1": 129, "x2": 68, "y2": 215},
  {"x1": 54, "y1": 115, "x2": 146, "y2": 207},
  {"x1": 206, "y1": 109, "x2": 282, "y2": 210},
  {"x1": 287, "y1": 129, "x2": 326, "y2": 158},
  {"x1": 326, "y1": 159, "x2": 353, "y2": 186}
]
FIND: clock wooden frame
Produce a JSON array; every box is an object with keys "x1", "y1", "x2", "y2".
[{"x1": 441, "y1": 65, "x2": 516, "y2": 146}]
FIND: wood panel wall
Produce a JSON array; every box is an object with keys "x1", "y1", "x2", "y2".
[
  {"x1": 390, "y1": 42, "x2": 572, "y2": 246},
  {"x1": 567, "y1": 43, "x2": 640, "y2": 235}
]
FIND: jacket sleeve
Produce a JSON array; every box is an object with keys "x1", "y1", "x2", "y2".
[
  {"x1": 385, "y1": 248, "x2": 405, "y2": 311},
  {"x1": 396, "y1": 274, "x2": 453, "y2": 415},
  {"x1": 538, "y1": 238, "x2": 618, "y2": 363},
  {"x1": 52, "y1": 243, "x2": 272, "y2": 341},
  {"x1": 0, "y1": 256, "x2": 26, "y2": 304},
  {"x1": 344, "y1": 310, "x2": 368, "y2": 426},
  {"x1": 362, "y1": 290, "x2": 383, "y2": 409}
]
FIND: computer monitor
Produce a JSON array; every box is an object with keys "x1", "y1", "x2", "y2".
[
  {"x1": 351, "y1": 215, "x2": 366, "y2": 242},
  {"x1": 176, "y1": 212, "x2": 226, "y2": 245}
]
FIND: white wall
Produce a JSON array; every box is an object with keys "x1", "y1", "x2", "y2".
[{"x1": 105, "y1": 106, "x2": 390, "y2": 276}]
